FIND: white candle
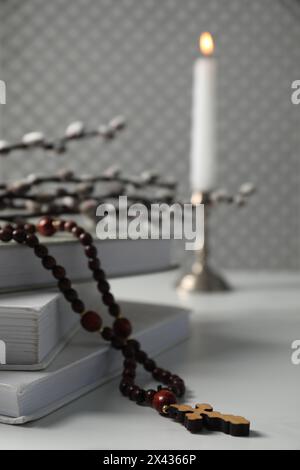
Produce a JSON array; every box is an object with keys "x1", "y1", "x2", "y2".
[{"x1": 190, "y1": 32, "x2": 217, "y2": 192}]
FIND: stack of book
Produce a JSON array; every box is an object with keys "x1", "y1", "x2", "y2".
[{"x1": 0, "y1": 236, "x2": 189, "y2": 424}]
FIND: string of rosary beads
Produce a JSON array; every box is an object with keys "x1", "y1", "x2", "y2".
[{"x1": 0, "y1": 217, "x2": 184, "y2": 415}]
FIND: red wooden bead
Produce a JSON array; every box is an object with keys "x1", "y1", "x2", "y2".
[
  {"x1": 37, "y1": 217, "x2": 56, "y2": 237},
  {"x1": 152, "y1": 389, "x2": 177, "y2": 414},
  {"x1": 80, "y1": 310, "x2": 102, "y2": 332},
  {"x1": 113, "y1": 317, "x2": 132, "y2": 338}
]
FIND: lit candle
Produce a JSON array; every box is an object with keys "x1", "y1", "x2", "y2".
[{"x1": 190, "y1": 32, "x2": 217, "y2": 192}]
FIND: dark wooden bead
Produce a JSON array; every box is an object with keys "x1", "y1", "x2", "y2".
[
  {"x1": 152, "y1": 389, "x2": 177, "y2": 413},
  {"x1": 64, "y1": 220, "x2": 77, "y2": 232},
  {"x1": 113, "y1": 317, "x2": 132, "y2": 338},
  {"x1": 126, "y1": 384, "x2": 136, "y2": 399},
  {"x1": 122, "y1": 344, "x2": 135, "y2": 358},
  {"x1": 111, "y1": 336, "x2": 125, "y2": 350},
  {"x1": 127, "y1": 339, "x2": 140, "y2": 351},
  {"x1": 144, "y1": 358, "x2": 156, "y2": 372},
  {"x1": 161, "y1": 370, "x2": 172, "y2": 383},
  {"x1": 135, "y1": 389, "x2": 146, "y2": 405},
  {"x1": 128, "y1": 386, "x2": 145, "y2": 404},
  {"x1": 34, "y1": 244, "x2": 48, "y2": 258},
  {"x1": 12, "y1": 229, "x2": 26, "y2": 243},
  {"x1": 25, "y1": 234, "x2": 39, "y2": 247},
  {"x1": 71, "y1": 299, "x2": 85, "y2": 314},
  {"x1": 58, "y1": 278, "x2": 71, "y2": 291},
  {"x1": 52, "y1": 265, "x2": 66, "y2": 279},
  {"x1": 93, "y1": 269, "x2": 105, "y2": 282},
  {"x1": 136, "y1": 350, "x2": 147, "y2": 364},
  {"x1": 102, "y1": 292, "x2": 114, "y2": 306},
  {"x1": 124, "y1": 358, "x2": 136, "y2": 369},
  {"x1": 97, "y1": 280, "x2": 110, "y2": 294},
  {"x1": 0, "y1": 228, "x2": 13, "y2": 242},
  {"x1": 170, "y1": 374, "x2": 182, "y2": 382},
  {"x1": 72, "y1": 226, "x2": 84, "y2": 237},
  {"x1": 80, "y1": 310, "x2": 102, "y2": 332},
  {"x1": 129, "y1": 386, "x2": 141, "y2": 401},
  {"x1": 63, "y1": 288, "x2": 78, "y2": 302},
  {"x1": 85, "y1": 244, "x2": 97, "y2": 258},
  {"x1": 152, "y1": 367, "x2": 164, "y2": 380},
  {"x1": 54, "y1": 219, "x2": 65, "y2": 231},
  {"x1": 108, "y1": 303, "x2": 120, "y2": 317},
  {"x1": 42, "y1": 255, "x2": 56, "y2": 269},
  {"x1": 169, "y1": 383, "x2": 185, "y2": 397},
  {"x1": 101, "y1": 326, "x2": 114, "y2": 341},
  {"x1": 168, "y1": 383, "x2": 185, "y2": 398},
  {"x1": 145, "y1": 389, "x2": 156, "y2": 405},
  {"x1": 123, "y1": 368, "x2": 135, "y2": 379},
  {"x1": 37, "y1": 217, "x2": 56, "y2": 237},
  {"x1": 172, "y1": 377, "x2": 185, "y2": 387},
  {"x1": 24, "y1": 223, "x2": 36, "y2": 234},
  {"x1": 89, "y1": 259, "x2": 100, "y2": 271},
  {"x1": 79, "y1": 232, "x2": 93, "y2": 245},
  {"x1": 119, "y1": 380, "x2": 130, "y2": 396}
]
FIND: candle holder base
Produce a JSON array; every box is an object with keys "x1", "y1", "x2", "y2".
[{"x1": 176, "y1": 264, "x2": 231, "y2": 293}]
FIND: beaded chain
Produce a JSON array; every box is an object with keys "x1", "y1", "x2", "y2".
[{"x1": 0, "y1": 217, "x2": 184, "y2": 416}]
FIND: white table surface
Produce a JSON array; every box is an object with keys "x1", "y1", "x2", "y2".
[{"x1": 0, "y1": 269, "x2": 300, "y2": 450}]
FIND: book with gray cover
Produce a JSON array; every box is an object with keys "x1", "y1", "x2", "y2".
[
  {"x1": 0, "y1": 235, "x2": 173, "y2": 292},
  {"x1": 0, "y1": 300, "x2": 190, "y2": 424}
]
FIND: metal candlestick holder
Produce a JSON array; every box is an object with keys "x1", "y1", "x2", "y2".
[{"x1": 176, "y1": 184, "x2": 255, "y2": 293}]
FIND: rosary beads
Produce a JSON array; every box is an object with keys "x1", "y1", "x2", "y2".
[
  {"x1": 0, "y1": 218, "x2": 184, "y2": 413},
  {"x1": 0, "y1": 217, "x2": 250, "y2": 436}
]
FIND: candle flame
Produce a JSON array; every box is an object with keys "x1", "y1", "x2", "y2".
[{"x1": 199, "y1": 32, "x2": 214, "y2": 56}]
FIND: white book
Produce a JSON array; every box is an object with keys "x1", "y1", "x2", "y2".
[
  {"x1": 0, "y1": 289, "x2": 78, "y2": 368},
  {"x1": 0, "y1": 236, "x2": 173, "y2": 292},
  {"x1": 0, "y1": 301, "x2": 190, "y2": 424}
]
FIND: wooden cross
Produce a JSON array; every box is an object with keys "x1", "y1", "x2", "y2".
[{"x1": 168, "y1": 403, "x2": 250, "y2": 437}]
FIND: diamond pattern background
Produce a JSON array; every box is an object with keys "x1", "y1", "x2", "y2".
[{"x1": 0, "y1": 0, "x2": 300, "y2": 269}]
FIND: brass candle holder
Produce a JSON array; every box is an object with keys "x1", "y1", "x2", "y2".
[{"x1": 176, "y1": 184, "x2": 255, "y2": 293}]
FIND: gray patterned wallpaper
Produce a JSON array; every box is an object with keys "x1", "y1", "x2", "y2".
[{"x1": 1, "y1": 0, "x2": 300, "y2": 269}]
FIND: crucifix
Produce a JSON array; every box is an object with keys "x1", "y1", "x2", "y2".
[{"x1": 167, "y1": 403, "x2": 250, "y2": 437}]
